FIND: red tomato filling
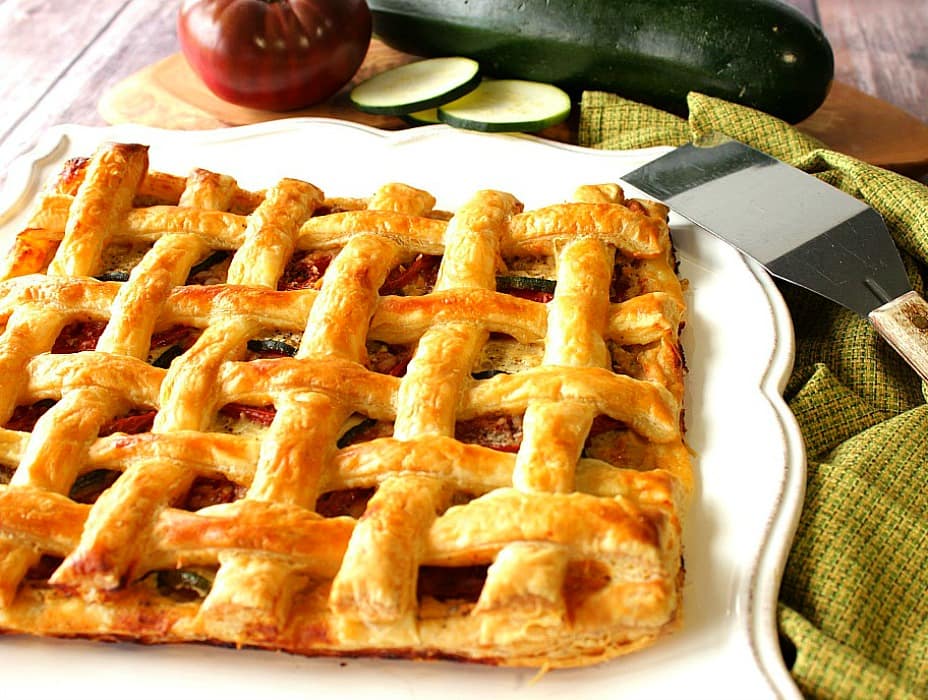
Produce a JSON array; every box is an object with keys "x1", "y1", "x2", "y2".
[
  {"x1": 278, "y1": 250, "x2": 332, "y2": 291},
  {"x1": 51, "y1": 320, "x2": 107, "y2": 353},
  {"x1": 151, "y1": 325, "x2": 200, "y2": 349},
  {"x1": 505, "y1": 288, "x2": 554, "y2": 303},
  {"x1": 181, "y1": 475, "x2": 247, "y2": 510},
  {"x1": 315, "y1": 487, "x2": 375, "y2": 519},
  {"x1": 99, "y1": 409, "x2": 158, "y2": 437},
  {"x1": 5, "y1": 399, "x2": 56, "y2": 431},
  {"x1": 219, "y1": 403, "x2": 277, "y2": 426},
  {"x1": 589, "y1": 415, "x2": 624, "y2": 436},
  {"x1": 380, "y1": 254, "x2": 440, "y2": 295},
  {"x1": 417, "y1": 565, "x2": 489, "y2": 603},
  {"x1": 454, "y1": 413, "x2": 523, "y2": 453},
  {"x1": 366, "y1": 342, "x2": 413, "y2": 377}
]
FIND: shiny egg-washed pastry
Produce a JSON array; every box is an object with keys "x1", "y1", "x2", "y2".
[{"x1": 0, "y1": 142, "x2": 690, "y2": 668}]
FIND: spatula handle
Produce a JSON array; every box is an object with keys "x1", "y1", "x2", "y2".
[{"x1": 869, "y1": 290, "x2": 928, "y2": 383}]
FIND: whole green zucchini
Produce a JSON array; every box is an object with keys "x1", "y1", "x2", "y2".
[{"x1": 368, "y1": 0, "x2": 834, "y2": 123}]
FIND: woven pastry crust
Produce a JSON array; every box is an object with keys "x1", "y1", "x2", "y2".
[{"x1": 0, "y1": 142, "x2": 691, "y2": 668}]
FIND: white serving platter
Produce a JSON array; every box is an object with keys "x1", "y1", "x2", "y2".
[{"x1": 0, "y1": 119, "x2": 805, "y2": 699}]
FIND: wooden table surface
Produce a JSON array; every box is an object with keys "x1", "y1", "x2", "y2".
[{"x1": 1, "y1": 0, "x2": 927, "y2": 188}]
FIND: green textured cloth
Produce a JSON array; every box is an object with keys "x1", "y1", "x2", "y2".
[{"x1": 579, "y1": 91, "x2": 928, "y2": 699}]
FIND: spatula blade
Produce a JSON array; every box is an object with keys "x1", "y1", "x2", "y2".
[{"x1": 622, "y1": 136, "x2": 911, "y2": 316}]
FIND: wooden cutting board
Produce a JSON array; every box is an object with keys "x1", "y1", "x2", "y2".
[{"x1": 99, "y1": 40, "x2": 928, "y2": 177}]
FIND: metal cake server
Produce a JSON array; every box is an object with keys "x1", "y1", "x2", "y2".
[{"x1": 622, "y1": 134, "x2": 928, "y2": 382}]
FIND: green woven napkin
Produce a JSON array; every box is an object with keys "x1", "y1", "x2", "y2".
[{"x1": 579, "y1": 91, "x2": 928, "y2": 699}]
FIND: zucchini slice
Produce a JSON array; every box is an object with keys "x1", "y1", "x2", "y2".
[
  {"x1": 496, "y1": 275, "x2": 556, "y2": 294},
  {"x1": 151, "y1": 344, "x2": 185, "y2": 369},
  {"x1": 155, "y1": 569, "x2": 213, "y2": 600},
  {"x1": 69, "y1": 469, "x2": 120, "y2": 503},
  {"x1": 350, "y1": 57, "x2": 481, "y2": 115},
  {"x1": 337, "y1": 416, "x2": 379, "y2": 448},
  {"x1": 247, "y1": 338, "x2": 299, "y2": 358},
  {"x1": 437, "y1": 79, "x2": 571, "y2": 133},
  {"x1": 188, "y1": 250, "x2": 231, "y2": 279},
  {"x1": 402, "y1": 107, "x2": 441, "y2": 126},
  {"x1": 471, "y1": 369, "x2": 507, "y2": 380},
  {"x1": 95, "y1": 271, "x2": 130, "y2": 283}
]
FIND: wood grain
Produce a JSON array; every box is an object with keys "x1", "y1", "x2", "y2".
[
  {"x1": 0, "y1": 0, "x2": 177, "y2": 188},
  {"x1": 784, "y1": 0, "x2": 820, "y2": 22},
  {"x1": 0, "y1": 0, "x2": 126, "y2": 144},
  {"x1": 869, "y1": 291, "x2": 928, "y2": 383},
  {"x1": 798, "y1": 81, "x2": 928, "y2": 176},
  {"x1": 818, "y1": 0, "x2": 928, "y2": 125}
]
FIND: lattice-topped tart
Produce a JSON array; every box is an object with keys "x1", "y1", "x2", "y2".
[{"x1": 0, "y1": 142, "x2": 690, "y2": 668}]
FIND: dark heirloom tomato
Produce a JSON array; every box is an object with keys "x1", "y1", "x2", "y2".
[{"x1": 177, "y1": 0, "x2": 372, "y2": 111}]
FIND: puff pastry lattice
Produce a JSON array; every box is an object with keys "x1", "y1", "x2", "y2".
[{"x1": 0, "y1": 142, "x2": 691, "y2": 668}]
